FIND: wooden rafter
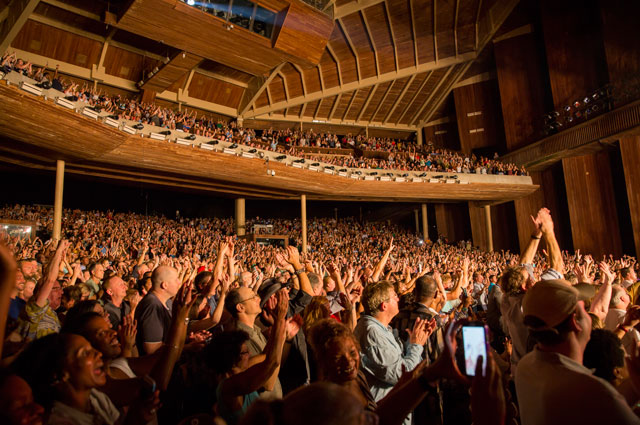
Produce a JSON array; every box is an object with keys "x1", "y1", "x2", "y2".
[
  {"x1": 317, "y1": 64, "x2": 325, "y2": 92},
  {"x1": 409, "y1": 0, "x2": 419, "y2": 67},
  {"x1": 360, "y1": 10, "x2": 380, "y2": 77},
  {"x1": 40, "y1": 0, "x2": 101, "y2": 20},
  {"x1": 299, "y1": 102, "x2": 308, "y2": 118},
  {"x1": 291, "y1": 63, "x2": 307, "y2": 96},
  {"x1": 265, "y1": 85, "x2": 273, "y2": 106},
  {"x1": 370, "y1": 82, "x2": 395, "y2": 122},
  {"x1": 279, "y1": 72, "x2": 290, "y2": 101},
  {"x1": 433, "y1": 0, "x2": 438, "y2": 63},
  {"x1": 383, "y1": 75, "x2": 416, "y2": 124},
  {"x1": 342, "y1": 90, "x2": 358, "y2": 121},
  {"x1": 238, "y1": 63, "x2": 285, "y2": 117},
  {"x1": 243, "y1": 52, "x2": 474, "y2": 120},
  {"x1": 454, "y1": 0, "x2": 460, "y2": 57},
  {"x1": 337, "y1": 18, "x2": 361, "y2": 81},
  {"x1": 408, "y1": 67, "x2": 454, "y2": 126},
  {"x1": 334, "y1": 0, "x2": 386, "y2": 19},
  {"x1": 356, "y1": 84, "x2": 378, "y2": 121},
  {"x1": 325, "y1": 43, "x2": 343, "y2": 87},
  {"x1": 314, "y1": 99, "x2": 323, "y2": 119},
  {"x1": 328, "y1": 94, "x2": 342, "y2": 120},
  {"x1": 383, "y1": 1, "x2": 399, "y2": 72},
  {"x1": 194, "y1": 68, "x2": 249, "y2": 88},
  {"x1": 475, "y1": 0, "x2": 483, "y2": 51},
  {"x1": 396, "y1": 71, "x2": 432, "y2": 124}
]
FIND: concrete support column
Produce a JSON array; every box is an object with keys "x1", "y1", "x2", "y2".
[
  {"x1": 301, "y1": 194, "x2": 307, "y2": 253},
  {"x1": 484, "y1": 205, "x2": 493, "y2": 252},
  {"x1": 235, "y1": 198, "x2": 246, "y2": 236},
  {"x1": 421, "y1": 203, "x2": 428, "y2": 242},
  {"x1": 414, "y1": 209, "x2": 419, "y2": 234},
  {"x1": 53, "y1": 160, "x2": 65, "y2": 240}
]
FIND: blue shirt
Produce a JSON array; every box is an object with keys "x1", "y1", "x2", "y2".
[{"x1": 353, "y1": 315, "x2": 423, "y2": 425}]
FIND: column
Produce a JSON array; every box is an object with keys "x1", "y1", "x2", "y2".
[
  {"x1": 416, "y1": 128, "x2": 423, "y2": 146},
  {"x1": 421, "y1": 203, "x2": 428, "y2": 242},
  {"x1": 301, "y1": 194, "x2": 307, "y2": 253},
  {"x1": 414, "y1": 209, "x2": 419, "y2": 234},
  {"x1": 53, "y1": 160, "x2": 64, "y2": 240},
  {"x1": 484, "y1": 205, "x2": 493, "y2": 252},
  {"x1": 235, "y1": 198, "x2": 245, "y2": 236}
]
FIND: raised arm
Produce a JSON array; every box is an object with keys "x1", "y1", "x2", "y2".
[
  {"x1": 0, "y1": 243, "x2": 16, "y2": 359},
  {"x1": 590, "y1": 261, "x2": 615, "y2": 322},
  {"x1": 538, "y1": 208, "x2": 564, "y2": 275},
  {"x1": 520, "y1": 212, "x2": 543, "y2": 265},
  {"x1": 34, "y1": 240, "x2": 69, "y2": 307},
  {"x1": 372, "y1": 237, "x2": 394, "y2": 282},
  {"x1": 285, "y1": 246, "x2": 313, "y2": 296}
]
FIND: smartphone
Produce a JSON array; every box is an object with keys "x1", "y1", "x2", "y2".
[
  {"x1": 140, "y1": 375, "x2": 157, "y2": 398},
  {"x1": 462, "y1": 324, "x2": 489, "y2": 376}
]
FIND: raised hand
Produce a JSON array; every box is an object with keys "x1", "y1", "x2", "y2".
[{"x1": 407, "y1": 317, "x2": 429, "y2": 346}]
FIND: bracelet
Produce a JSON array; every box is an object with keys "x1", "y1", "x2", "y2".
[
  {"x1": 294, "y1": 268, "x2": 305, "y2": 275},
  {"x1": 618, "y1": 325, "x2": 630, "y2": 334},
  {"x1": 531, "y1": 235, "x2": 541, "y2": 240}
]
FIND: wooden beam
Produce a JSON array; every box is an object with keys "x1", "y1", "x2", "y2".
[
  {"x1": 342, "y1": 90, "x2": 358, "y2": 121},
  {"x1": 396, "y1": 71, "x2": 432, "y2": 124},
  {"x1": 257, "y1": 113, "x2": 417, "y2": 132},
  {"x1": 383, "y1": 1, "x2": 399, "y2": 72},
  {"x1": 266, "y1": 85, "x2": 273, "y2": 106},
  {"x1": 492, "y1": 24, "x2": 533, "y2": 44},
  {"x1": 317, "y1": 64, "x2": 325, "y2": 92},
  {"x1": 453, "y1": 71, "x2": 495, "y2": 88},
  {"x1": 409, "y1": 66, "x2": 454, "y2": 126},
  {"x1": 325, "y1": 42, "x2": 343, "y2": 87},
  {"x1": 454, "y1": 0, "x2": 459, "y2": 57},
  {"x1": 183, "y1": 69, "x2": 195, "y2": 91},
  {"x1": 193, "y1": 68, "x2": 249, "y2": 88},
  {"x1": 337, "y1": 18, "x2": 361, "y2": 81},
  {"x1": 409, "y1": 0, "x2": 419, "y2": 67},
  {"x1": 433, "y1": 0, "x2": 438, "y2": 63},
  {"x1": 328, "y1": 94, "x2": 342, "y2": 120},
  {"x1": 291, "y1": 63, "x2": 307, "y2": 96},
  {"x1": 370, "y1": 82, "x2": 395, "y2": 122},
  {"x1": 314, "y1": 98, "x2": 323, "y2": 119},
  {"x1": 244, "y1": 52, "x2": 474, "y2": 119},
  {"x1": 0, "y1": 0, "x2": 39, "y2": 55},
  {"x1": 356, "y1": 84, "x2": 378, "y2": 121},
  {"x1": 383, "y1": 74, "x2": 416, "y2": 124},
  {"x1": 238, "y1": 63, "x2": 285, "y2": 117},
  {"x1": 475, "y1": 0, "x2": 483, "y2": 51},
  {"x1": 334, "y1": 0, "x2": 386, "y2": 19},
  {"x1": 299, "y1": 102, "x2": 308, "y2": 118},
  {"x1": 279, "y1": 72, "x2": 290, "y2": 101},
  {"x1": 360, "y1": 10, "x2": 379, "y2": 77},
  {"x1": 40, "y1": 0, "x2": 101, "y2": 21}
]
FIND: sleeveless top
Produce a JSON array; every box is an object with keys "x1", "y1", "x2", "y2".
[{"x1": 215, "y1": 379, "x2": 260, "y2": 425}]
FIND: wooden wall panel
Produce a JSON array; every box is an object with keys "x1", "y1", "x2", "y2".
[
  {"x1": 494, "y1": 31, "x2": 551, "y2": 152},
  {"x1": 12, "y1": 20, "x2": 101, "y2": 69},
  {"x1": 599, "y1": 0, "x2": 640, "y2": 88},
  {"x1": 491, "y1": 202, "x2": 519, "y2": 252},
  {"x1": 562, "y1": 151, "x2": 621, "y2": 258},
  {"x1": 188, "y1": 73, "x2": 244, "y2": 108},
  {"x1": 319, "y1": 52, "x2": 340, "y2": 89},
  {"x1": 435, "y1": 203, "x2": 472, "y2": 243},
  {"x1": 423, "y1": 121, "x2": 460, "y2": 150},
  {"x1": 453, "y1": 80, "x2": 506, "y2": 155},
  {"x1": 329, "y1": 26, "x2": 359, "y2": 84},
  {"x1": 469, "y1": 203, "x2": 490, "y2": 251},
  {"x1": 541, "y1": 0, "x2": 609, "y2": 110},
  {"x1": 281, "y1": 65, "x2": 304, "y2": 99},
  {"x1": 103, "y1": 45, "x2": 150, "y2": 82},
  {"x1": 269, "y1": 75, "x2": 287, "y2": 104},
  {"x1": 620, "y1": 137, "x2": 640, "y2": 257},
  {"x1": 303, "y1": 67, "x2": 322, "y2": 93}
]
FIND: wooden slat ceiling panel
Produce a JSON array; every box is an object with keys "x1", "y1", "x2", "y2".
[
  {"x1": 333, "y1": 90, "x2": 356, "y2": 119},
  {"x1": 387, "y1": 73, "x2": 428, "y2": 123},
  {"x1": 141, "y1": 51, "x2": 203, "y2": 93},
  {"x1": 345, "y1": 86, "x2": 373, "y2": 121},
  {"x1": 414, "y1": 65, "x2": 461, "y2": 124},
  {"x1": 104, "y1": 46, "x2": 147, "y2": 82},
  {"x1": 373, "y1": 77, "x2": 409, "y2": 122},
  {"x1": 304, "y1": 100, "x2": 321, "y2": 117},
  {"x1": 255, "y1": 90, "x2": 270, "y2": 109},
  {"x1": 436, "y1": 0, "x2": 456, "y2": 59},
  {"x1": 400, "y1": 68, "x2": 447, "y2": 124},
  {"x1": 13, "y1": 20, "x2": 101, "y2": 69},
  {"x1": 340, "y1": 14, "x2": 377, "y2": 79},
  {"x1": 287, "y1": 104, "x2": 302, "y2": 117},
  {"x1": 269, "y1": 75, "x2": 287, "y2": 104},
  {"x1": 33, "y1": 2, "x2": 109, "y2": 38},
  {"x1": 412, "y1": 0, "x2": 436, "y2": 65},
  {"x1": 477, "y1": 0, "x2": 496, "y2": 43},
  {"x1": 363, "y1": 4, "x2": 396, "y2": 74},
  {"x1": 329, "y1": 26, "x2": 358, "y2": 84},
  {"x1": 387, "y1": 0, "x2": 416, "y2": 69},
  {"x1": 361, "y1": 82, "x2": 392, "y2": 121},
  {"x1": 188, "y1": 73, "x2": 245, "y2": 108},
  {"x1": 335, "y1": 0, "x2": 352, "y2": 7},
  {"x1": 317, "y1": 95, "x2": 338, "y2": 118},
  {"x1": 458, "y1": 0, "x2": 480, "y2": 54},
  {"x1": 303, "y1": 67, "x2": 322, "y2": 93},
  {"x1": 197, "y1": 61, "x2": 254, "y2": 84},
  {"x1": 281, "y1": 64, "x2": 304, "y2": 99},
  {"x1": 319, "y1": 51, "x2": 340, "y2": 89}
]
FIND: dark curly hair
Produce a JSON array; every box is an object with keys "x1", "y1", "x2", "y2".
[{"x1": 205, "y1": 330, "x2": 250, "y2": 375}]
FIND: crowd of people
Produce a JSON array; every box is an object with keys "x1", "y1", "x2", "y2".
[
  {"x1": 1, "y1": 52, "x2": 527, "y2": 177},
  {"x1": 0, "y1": 202, "x2": 639, "y2": 425}
]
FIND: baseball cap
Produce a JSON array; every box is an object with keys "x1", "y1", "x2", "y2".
[{"x1": 522, "y1": 279, "x2": 578, "y2": 331}]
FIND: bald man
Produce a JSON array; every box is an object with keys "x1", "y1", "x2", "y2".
[
  {"x1": 134, "y1": 266, "x2": 181, "y2": 355},
  {"x1": 102, "y1": 275, "x2": 131, "y2": 329}
]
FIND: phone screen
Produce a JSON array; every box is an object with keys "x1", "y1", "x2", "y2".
[{"x1": 462, "y1": 325, "x2": 488, "y2": 376}]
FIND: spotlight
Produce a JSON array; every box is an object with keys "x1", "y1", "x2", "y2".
[{"x1": 187, "y1": 0, "x2": 195, "y2": 5}]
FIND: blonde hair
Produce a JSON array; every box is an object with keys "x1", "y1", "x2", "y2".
[{"x1": 361, "y1": 280, "x2": 394, "y2": 316}]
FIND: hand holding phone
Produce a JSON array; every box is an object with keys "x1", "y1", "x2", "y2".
[{"x1": 462, "y1": 324, "x2": 489, "y2": 376}]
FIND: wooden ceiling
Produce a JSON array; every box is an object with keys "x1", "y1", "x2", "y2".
[{"x1": 0, "y1": 0, "x2": 519, "y2": 132}]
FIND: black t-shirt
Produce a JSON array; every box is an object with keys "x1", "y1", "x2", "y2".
[{"x1": 135, "y1": 292, "x2": 172, "y2": 355}]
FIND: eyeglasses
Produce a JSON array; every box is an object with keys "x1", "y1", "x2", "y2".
[{"x1": 237, "y1": 294, "x2": 259, "y2": 304}]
